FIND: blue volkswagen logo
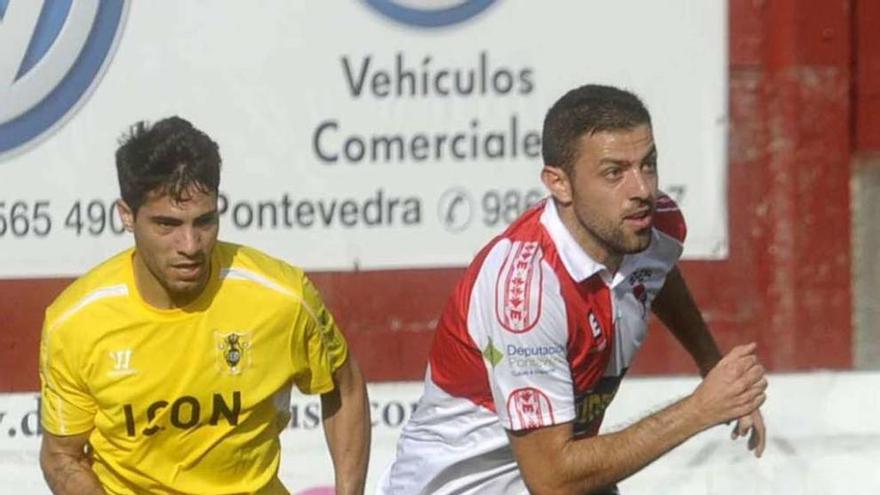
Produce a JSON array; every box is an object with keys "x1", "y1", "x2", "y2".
[
  {"x1": 0, "y1": 0, "x2": 128, "y2": 160},
  {"x1": 365, "y1": 0, "x2": 497, "y2": 28}
]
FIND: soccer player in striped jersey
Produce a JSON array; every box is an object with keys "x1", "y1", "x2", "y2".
[{"x1": 380, "y1": 85, "x2": 767, "y2": 494}]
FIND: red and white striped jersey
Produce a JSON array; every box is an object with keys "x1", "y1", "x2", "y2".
[{"x1": 379, "y1": 196, "x2": 686, "y2": 495}]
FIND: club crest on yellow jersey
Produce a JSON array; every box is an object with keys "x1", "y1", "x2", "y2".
[{"x1": 214, "y1": 331, "x2": 252, "y2": 375}]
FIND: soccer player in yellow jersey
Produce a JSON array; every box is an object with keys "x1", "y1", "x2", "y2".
[{"x1": 38, "y1": 117, "x2": 371, "y2": 494}]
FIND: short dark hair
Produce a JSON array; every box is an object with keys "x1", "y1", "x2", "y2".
[
  {"x1": 115, "y1": 116, "x2": 221, "y2": 214},
  {"x1": 541, "y1": 84, "x2": 652, "y2": 174}
]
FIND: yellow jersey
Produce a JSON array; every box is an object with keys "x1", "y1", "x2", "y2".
[{"x1": 39, "y1": 242, "x2": 349, "y2": 494}]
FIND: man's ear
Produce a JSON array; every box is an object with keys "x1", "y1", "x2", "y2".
[
  {"x1": 116, "y1": 200, "x2": 135, "y2": 232},
  {"x1": 541, "y1": 165, "x2": 573, "y2": 204}
]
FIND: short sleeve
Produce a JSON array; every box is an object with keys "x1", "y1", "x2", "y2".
[
  {"x1": 40, "y1": 315, "x2": 97, "y2": 436},
  {"x1": 289, "y1": 275, "x2": 349, "y2": 394},
  {"x1": 471, "y1": 240, "x2": 577, "y2": 431}
]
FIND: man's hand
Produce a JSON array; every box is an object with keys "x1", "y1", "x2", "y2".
[
  {"x1": 507, "y1": 345, "x2": 768, "y2": 495},
  {"x1": 732, "y1": 408, "x2": 767, "y2": 457},
  {"x1": 652, "y1": 266, "x2": 768, "y2": 458},
  {"x1": 690, "y1": 343, "x2": 768, "y2": 430}
]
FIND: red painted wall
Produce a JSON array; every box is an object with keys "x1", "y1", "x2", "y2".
[
  {"x1": 0, "y1": 0, "x2": 865, "y2": 391},
  {"x1": 856, "y1": 0, "x2": 880, "y2": 151}
]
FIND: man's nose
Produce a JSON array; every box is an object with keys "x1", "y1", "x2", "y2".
[
  {"x1": 176, "y1": 227, "x2": 201, "y2": 255},
  {"x1": 626, "y1": 168, "x2": 653, "y2": 200}
]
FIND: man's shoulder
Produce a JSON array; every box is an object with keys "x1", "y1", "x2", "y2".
[
  {"x1": 464, "y1": 214, "x2": 567, "y2": 324},
  {"x1": 214, "y1": 241, "x2": 306, "y2": 298},
  {"x1": 472, "y1": 200, "x2": 551, "y2": 263},
  {"x1": 466, "y1": 200, "x2": 560, "y2": 278},
  {"x1": 45, "y1": 249, "x2": 134, "y2": 329},
  {"x1": 635, "y1": 193, "x2": 687, "y2": 267},
  {"x1": 653, "y1": 193, "x2": 687, "y2": 244},
  {"x1": 499, "y1": 200, "x2": 549, "y2": 241}
]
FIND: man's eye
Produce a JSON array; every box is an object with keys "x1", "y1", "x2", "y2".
[{"x1": 196, "y1": 215, "x2": 218, "y2": 226}]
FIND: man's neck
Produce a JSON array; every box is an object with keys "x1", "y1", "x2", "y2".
[
  {"x1": 131, "y1": 253, "x2": 204, "y2": 309},
  {"x1": 556, "y1": 205, "x2": 623, "y2": 275}
]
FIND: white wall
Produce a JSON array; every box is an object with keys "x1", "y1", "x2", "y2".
[{"x1": 3, "y1": 372, "x2": 879, "y2": 494}]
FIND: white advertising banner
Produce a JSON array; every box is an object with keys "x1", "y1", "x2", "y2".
[
  {"x1": 0, "y1": 384, "x2": 425, "y2": 494},
  {"x1": 4, "y1": 374, "x2": 880, "y2": 493},
  {"x1": 0, "y1": 0, "x2": 728, "y2": 278}
]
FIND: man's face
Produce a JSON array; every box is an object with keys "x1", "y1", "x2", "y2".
[
  {"x1": 549, "y1": 124, "x2": 658, "y2": 261},
  {"x1": 119, "y1": 186, "x2": 219, "y2": 306}
]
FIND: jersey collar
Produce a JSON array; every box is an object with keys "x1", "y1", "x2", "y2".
[
  {"x1": 540, "y1": 199, "x2": 608, "y2": 282},
  {"x1": 539, "y1": 199, "x2": 647, "y2": 288}
]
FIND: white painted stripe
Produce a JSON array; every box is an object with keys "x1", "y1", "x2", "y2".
[
  {"x1": 44, "y1": 284, "x2": 129, "y2": 434},
  {"x1": 54, "y1": 396, "x2": 67, "y2": 435},
  {"x1": 49, "y1": 284, "x2": 129, "y2": 332},
  {"x1": 219, "y1": 268, "x2": 323, "y2": 325},
  {"x1": 220, "y1": 267, "x2": 295, "y2": 297}
]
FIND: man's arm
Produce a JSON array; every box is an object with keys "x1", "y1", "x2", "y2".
[
  {"x1": 652, "y1": 265, "x2": 721, "y2": 375},
  {"x1": 652, "y1": 265, "x2": 766, "y2": 456},
  {"x1": 40, "y1": 431, "x2": 106, "y2": 495},
  {"x1": 321, "y1": 355, "x2": 371, "y2": 495},
  {"x1": 508, "y1": 343, "x2": 767, "y2": 495}
]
